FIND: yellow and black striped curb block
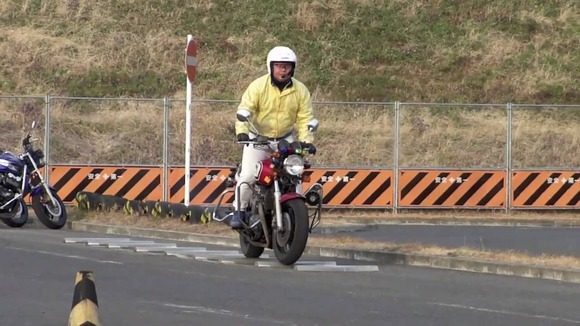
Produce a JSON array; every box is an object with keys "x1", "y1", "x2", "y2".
[
  {"x1": 68, "y1": 270, "x2": 101, "y2": 326},
  {"x1": 74, "y1": 191, "x2": 212, "y2": 224},
  {"x1": 68, "y1": 221, "x2": 580, "y2": 284}
]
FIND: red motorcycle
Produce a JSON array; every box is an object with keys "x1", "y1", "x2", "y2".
[{"x1": 213, "y1": 110, "x2": 323, "y2": 265}]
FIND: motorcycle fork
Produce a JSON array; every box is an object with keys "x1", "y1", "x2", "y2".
[
  {"x1": 24, "y1": 154, "x2": 58, "y2": 207},
  {"x1": 273, "y1": 180, "x2": 283, "y2": 232}
]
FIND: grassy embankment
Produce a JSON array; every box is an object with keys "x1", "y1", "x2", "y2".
[{"x1": 0, "y1": 0, "x2": 578, "y2": 167}]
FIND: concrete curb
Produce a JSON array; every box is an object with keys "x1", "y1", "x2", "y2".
[
  {"x1": 330, "y1": 218, "x2": 580, "y2": 228},
  {"x1": 69, "y1": 222, "x2": 239, "y2": 247},
  {"x1": 68, "y1": 221, "x2": 580, "y2": 283},
  {"x1": 312, "y1": 224, "x2": 375, "y2": 234}
]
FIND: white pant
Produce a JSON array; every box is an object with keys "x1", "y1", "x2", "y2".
[{"x1": 233, "y1": 134, "x2": 300, "y2": 211}]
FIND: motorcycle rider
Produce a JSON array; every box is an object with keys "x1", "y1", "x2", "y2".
[{"x1": 231, "y1": 45, "x2": 316, "y2": 229}]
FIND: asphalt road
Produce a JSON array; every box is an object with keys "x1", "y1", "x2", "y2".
[
  {"x1": 315, "y1": 224, "x2": 580, "y2": 257},
  {"x1": 1, "y1": 224, "x2": 580, "y2": 326}
]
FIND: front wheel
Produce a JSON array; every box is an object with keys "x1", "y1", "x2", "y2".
[
  {"x1": 273, "y1": 199, "x2": 309, "y2": 265},
  {"x1": 239, "y1": 234, "x2": 265, "y2": 258},
  {"x1": 0, "y1": 199, "x2": 29, "y2": 228},
  {"x1": 32, "y1": 190, "x2": 67, "y2": 229}
]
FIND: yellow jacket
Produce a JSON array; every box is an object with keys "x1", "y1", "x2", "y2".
[{"x1": 236, "y1": 74, "x2": 315, "y2": 143}]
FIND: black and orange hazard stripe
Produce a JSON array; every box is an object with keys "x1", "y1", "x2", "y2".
[
  {"x1": 168, "y1": 167, "x2": 392, "y2": 207},
  {"x1": 50, "y1": 165, "x2": 162, "y2": 203},
  {"x1": 302, "y1": 169, "x2": 392, "y2": 207},
  {"x1": 512, "y1": 171, "x2": 580, "y2": 207},
  {"x1": 398, "y1": 170, "x2": 505, "y2": 207},
  {"x1": 168, "y1": 167, "x2": 234, "y2": 205}
]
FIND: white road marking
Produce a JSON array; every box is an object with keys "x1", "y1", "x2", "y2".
[
  {"x1": 160, "y1": 303, "x2": 295, "y2": 325},
  {"x1": 7, "y1": 247, "x2": 123, "y2": 264},
  {"x1": 428, "y1": 302, "x2": 580, "y2": 324}
]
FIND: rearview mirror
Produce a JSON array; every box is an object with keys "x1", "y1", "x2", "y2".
[
  {"x1": 31, "y1": 121, "x2": 37, "y2": 129},
  {"x1": 236, "y1": 109, "x2": 251, "y2": 122},
  {"x1": 307, "y1": 119, "x2": 319, "y2": 132}
]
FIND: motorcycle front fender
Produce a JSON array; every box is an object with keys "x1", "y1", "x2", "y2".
[
  {"x1": 30, "y1": 185, "x2": 55, "y2": 197},
  {"x1": 279, "y1": 192, "x2": 305, "y2": 205}
]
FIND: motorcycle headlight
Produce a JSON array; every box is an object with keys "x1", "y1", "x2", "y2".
[
  {"x1": 283, "y1": 155, "x2": 304, "y2": 176},
  {"x1": 34, "y1": 149, "x2": 45, "y2": 167}
]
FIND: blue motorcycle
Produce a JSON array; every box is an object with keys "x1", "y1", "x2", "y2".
[{"x1": 0, "y1": 121, "x2": 67, "y2": 229}]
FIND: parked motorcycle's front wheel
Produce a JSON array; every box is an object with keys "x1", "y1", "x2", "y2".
[
  {"x1": 32, "y1": 190, "x2": 67, "y2": 229},
  {"x1": 0, "y1": 199, "x2": 29, "y2": 228},
  {"x1": 273, "y1": 198, "x2": 309, "y2": 265}
]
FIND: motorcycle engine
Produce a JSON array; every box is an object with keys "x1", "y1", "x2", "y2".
[
  {"x1": 246, "y1": 213, "x2": 264, "y2": 241},
  {"x1": 0, "y1": 172, "x2": 21, "y2": 205}
]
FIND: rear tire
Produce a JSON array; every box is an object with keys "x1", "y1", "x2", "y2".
[
  {"x1": 273, "y1": 199, "x2": 309, "y2": 265},
  {"x1": 0, "y1": 199, "x2": 29, "y2": 228},
  {"x1": 239, "y1": 234, "x2": 265, "y2": 258},
  {"x1": 32, "y1": 191, "x2": 67, "y2": 230}
]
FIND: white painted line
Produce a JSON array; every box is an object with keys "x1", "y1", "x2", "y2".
[
  {"x1": 191, "y1": 251, "x2": 241, "y2": 258},
  {"x1": 294, "y1": 265, "x2": 379, "y2": 272},
  {"x1": 127, "y1": 242, "x2": 176, "y2": 247},
  {"x1": 219, "y1": 255, "x2": 271, "y2": 265},
  {"x1": 159, "y1": 303, "x2": 289, "y2": 325},
  {"x1": 106, "y1": 241, "x2": 157, "y2": 248},
  {"x1": 186, "y1": 56, "x2": 198, "y2": 66},
  {"x1": 255, "y1": 260, "x2": 335, "y2": 268},
  {"x1": 164, "y1": 248, "x2": 208, "y2": 256},
  {"x1": 134, "y1": 245, "x2": 178, "y2": 252},
  {"x1": 294, "y1": 261, "x2": 337, "y2": 266},
  {"x1": 196, "y1": 255, "x2": 246, "y2": 262},
  {"x1": 64, "y1": 237, "x2": 131, "y2": 244},
  {"x1": 86, "y1": 239, "x2": 151, "y2": 246},
  {"x1": 255, "y1": 261, "x2": 287, "y2": 268},
  {"x1": 219, "y1": 258, "x2": 261, "y2": 265},
  {"x1": 427, "y1": 302, "x2": 580, "y2": 324},
  {"x1": 7, "y1": 246, "x2": 123, "y2": 264}
]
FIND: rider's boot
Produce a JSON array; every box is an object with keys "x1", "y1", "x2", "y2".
[{"x1": 230, "y1": 211, "x2": 246, "y2": 229}]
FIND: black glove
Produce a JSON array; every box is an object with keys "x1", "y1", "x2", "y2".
[
  {"x1": 236, "y1": 133, "x2": 249, "y2": 142},
  {"x1": 300, "y1": 142, "x2": 316, "y2": 155}
]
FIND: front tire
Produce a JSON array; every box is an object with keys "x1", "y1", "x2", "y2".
[
  {"x1": 0, "y1": 199, "x2": 29, "y2": 228},
  {"x1": 239, "y1": 234, "x2": 265, "y2": 258},
  {"x1": 32, "y1": 191, "x2": 67, "y2": 230},
  {"x1": 273, "y1": 199, "x2": 309, "y2": 265}
]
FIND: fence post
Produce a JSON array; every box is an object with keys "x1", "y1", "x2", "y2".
[
  {"x1": 392, "y1": 101, "x2": 401, "y2": 214},
  {"x1": 162, "y1": 97, "x2": 170, "y2": 202},
  {"x1": 45, "y1": 94, "x2": 51, "y2": 185},
  {"x1": 506, "y1": 102, "x2": 513, "y2": 213}
]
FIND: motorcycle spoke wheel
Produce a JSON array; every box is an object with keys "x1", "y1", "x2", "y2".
[
  {"x1": 32, "y1": 192, "x2": 67, "y2": 229},
  {"x1": 0, "y1": 200, "x2": 28, "y2": 228},
  {"x1": 45, "y1": 201, "x2": 62, "y2": 217},
  {"x1": 276, "y1": 213, "x2": 293, "y2": 248},
  {"x1": 273, "y1": 199, "x2": 309, "y2": 266}
]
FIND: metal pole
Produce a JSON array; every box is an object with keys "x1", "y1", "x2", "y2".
[
  {"x1": 162, "y1": 97, "x2": 169, "y2": 202},
  {"x1": 44, "y1": 95, "x2": 51, "y2": 185},
  {"x1": 393, "y1": 101, "x2": 400, "y2": 214},
  {"x1": 506, "y1": 102, "x2": 513, "y2": 213}
]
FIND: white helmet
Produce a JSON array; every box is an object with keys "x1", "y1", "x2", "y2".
[{"x1": 266, "y1": 46, "x2": 297, "y2": 76}]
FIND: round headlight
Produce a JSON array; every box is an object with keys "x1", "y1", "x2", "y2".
[{"x1": 283, "y1": 155, "x2": 304, "y2": 176}]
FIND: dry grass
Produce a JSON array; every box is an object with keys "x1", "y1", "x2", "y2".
[
  {"x1": 0, "y1": 0, "x2": 578, "y2": 103},
  {"x1": 77, "y1": 209, "x2": 580, "y2": 270}
]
